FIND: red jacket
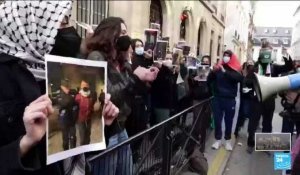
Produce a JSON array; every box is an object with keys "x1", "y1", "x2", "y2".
[{"x1": 75, "y1": 94, "x2": 94, "y2": 122}]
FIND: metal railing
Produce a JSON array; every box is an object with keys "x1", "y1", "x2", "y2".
[{"x1": 87, "y1": 98, "x2": 212, "y2": 175}]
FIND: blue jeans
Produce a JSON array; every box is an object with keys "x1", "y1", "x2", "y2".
[
  {"x1": 92, "y1": 130, "x2": 133, "y2": 175},
  {"x1": 212, "y1": 97, "x2": 236, "y2": 140}
]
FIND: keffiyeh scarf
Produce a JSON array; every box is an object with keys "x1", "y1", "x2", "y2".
[{"x1": 0, "y1": 1, "x2": 73, "y2": 79}]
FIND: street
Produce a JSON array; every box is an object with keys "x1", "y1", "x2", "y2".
[{"x1": 222, "y1": 97, "x2": 284, "y2": 175}]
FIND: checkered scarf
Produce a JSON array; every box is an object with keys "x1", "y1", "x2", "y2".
[{"x1": 0, "y1": 1, "x2": 73, "y2": 79}]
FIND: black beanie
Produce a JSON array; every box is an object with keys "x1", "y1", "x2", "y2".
[{"x1": 116, "y1": 35, "x2": 132, "y2": 51}]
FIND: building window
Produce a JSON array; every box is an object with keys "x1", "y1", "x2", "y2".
[
  {"x1": 283, "y1": 38, "x2": 289, "y2": 45},
  {"x1": 77, "y1": 0, "x2": 91, "y2": 37},
  {"x1": 212, "y1": 4, "x2": 217, "y2": 14},
  {"x1": 285, "y1": 29, "x2": 290, "y2": 34},
  {"x1": 273, "y1": 38, "x2": 278, "y2": 44},
  {"x1": 273, "y1": 29, "x2": 277, "y2": 33},
  {"x1": 76, "y1": 0, "x2": 107, "y2": 37},
  {"x1": 197, "y1": 22, "x2": 204, "y2": 56},
  {"x1": 273, "y1": 49, "x2": 278, "y2": 60},
  {"x1": 179, "y1": 10, "x2": 189, "y2": 40},
  {"x1": 264, "y1": 29, "x2": 269, "y2": 33},
  {"x1": 217, "y1": 36, "x2": 221, "y2": 56},
  {"x1": 261, "y1": 38, "x2": 267, "y2": 43},
  {"x1": 92, "y1": 0, "x2": 106, "y2": 24},
  {"x1": 150, "y1": 0, "x2": 163, "y2": 35},
  {"x1": 210, "y1": 30, "x2": 214, "y2": 57},
  {"x1": 221, "y1": 14, "x2": 225, "y2": 23},
  {"x1": 180, "y1": 20, "x2": 186, "y2": 40}
]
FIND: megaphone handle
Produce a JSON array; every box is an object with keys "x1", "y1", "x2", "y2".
[{"x1": 288, "y1": 73, "x2": 300, "y2": 89}]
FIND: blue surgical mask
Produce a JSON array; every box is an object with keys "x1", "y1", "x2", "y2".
[{"x1": 135, "y1": 47, "x2": 144, "y2": 56}]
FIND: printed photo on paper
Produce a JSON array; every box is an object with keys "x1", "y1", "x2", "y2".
[
  {"x1": 45, "y1": 55, "x2": 107, "y2": 165},
  {"x1": 194, "y1": 65, "x2": 210, "y2": 82}
]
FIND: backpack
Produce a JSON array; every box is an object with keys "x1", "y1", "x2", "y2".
[{"x1": 189, "y1": 148, "x2": 208, "y2": 175}]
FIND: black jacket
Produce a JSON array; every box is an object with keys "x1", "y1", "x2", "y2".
[
  {"x1": 253, "y1": 56, "x2": 294, "y2": 100},
  {"x1": 187, "y1": 68, "x2": 212, "y2": 101},
  {"x1": 255, "y1": 56, "x2": 294, "y2": 77},
  {"x1": 207, "y1": 65, "x2": 243, "y2": 98},
  {"x1": 56, "y1": 91, "x2": 78, "y2": 126},
  {"x1": 151, "y1": 65, "x2": 178, "y2": 109},
  {"x1": 240, "y1": 72, "x2": 258, "y2": 101},
  {"x1": 87, "y1": 51, "x2": 146, "y2": 140},
  {"x1": 131, "y1": 54, "x2": 153, "y2": 71},
  {"x1": 0, "y1": 53, "x2": 62, "y2": 175}
]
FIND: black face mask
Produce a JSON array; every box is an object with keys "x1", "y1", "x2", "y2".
[
  {"x1": 116, "y1": 35, "x2": 131, "y2": 51},
  {"x1": 83, "y1": 87, "x2": 89, "y2": 92},
  {"x1": 247, "y1": 65, "x2": 254, "y2": 72},
  {"x1": 50, "y1": 27, "x2": 82, "y2": 57}
]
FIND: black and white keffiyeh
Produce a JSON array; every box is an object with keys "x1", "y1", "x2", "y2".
[{"x1": 0, "y1": 1, "x2": 73, "y2": 79}]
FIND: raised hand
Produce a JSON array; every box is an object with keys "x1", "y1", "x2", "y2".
[
  {"x1": 134, "y1": 66, "x2": 159, "y2": 82},
  {"x1": 102, "y1": 94, "x2": 119, "y2": 126}
]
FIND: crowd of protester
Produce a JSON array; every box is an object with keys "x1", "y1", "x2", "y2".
[{"x1": 0, "y1": 1, "x2": 300, "y2": 175}]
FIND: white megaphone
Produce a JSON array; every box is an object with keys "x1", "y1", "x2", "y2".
[{"x1": 254, "y1": 73, "x2": 300, "y2": 102}]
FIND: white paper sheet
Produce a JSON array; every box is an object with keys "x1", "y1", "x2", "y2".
[{"x1": 45, "y1": 55, "x2": 107, "y2": 165}]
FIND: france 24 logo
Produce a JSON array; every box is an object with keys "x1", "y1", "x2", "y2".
[{"x1": 274, "y1": 153, "x2": 291, "y2": 170}]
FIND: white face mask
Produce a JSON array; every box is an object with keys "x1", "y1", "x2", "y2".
[
  {"x1": 135, "y1": 47, "x2": 144, "y2": 56},
  {"x1": 163, "y1": 59, "x2": 173, "y2": 68},
  {"x1": 80, "y1": 89, "x2": 91, "y2": 97},
  {"x1": 223, "y1": 56, "x2": 230, "y2": 63}
]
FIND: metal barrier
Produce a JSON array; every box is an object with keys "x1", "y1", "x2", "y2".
[{"x1": 87, "y1": 98, "x2": 212, "y2": 175}]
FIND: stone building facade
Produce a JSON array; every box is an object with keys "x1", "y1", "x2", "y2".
[
  {"x1": 71, "y1": 0, "x2": 226, "y2": 64},
  {"x1": 252, "y1": 27, "x2": 293, "y2": 63},
  {"x1": 224, "y1": 1, "x2": 252, "y2": 63},
  {"x1": 292, "y1": 5, "x2": 300, "y2": 61}
]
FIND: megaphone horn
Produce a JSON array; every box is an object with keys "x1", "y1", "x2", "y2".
[{"x1": 254, "y1": 73, "x2": 300, "y2": 102}]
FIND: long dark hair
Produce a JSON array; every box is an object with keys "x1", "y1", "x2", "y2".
[{"x1": 86, "y1": 17, "x2": 125, "y2": 65}]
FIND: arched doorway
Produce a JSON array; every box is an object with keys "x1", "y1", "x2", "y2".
[
  {"x1": 197, "y1": 21, "x2": 205, "y2": 56},
  {"x1": 150, "y1": 0, "x2": 163, "y2": 36}
]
